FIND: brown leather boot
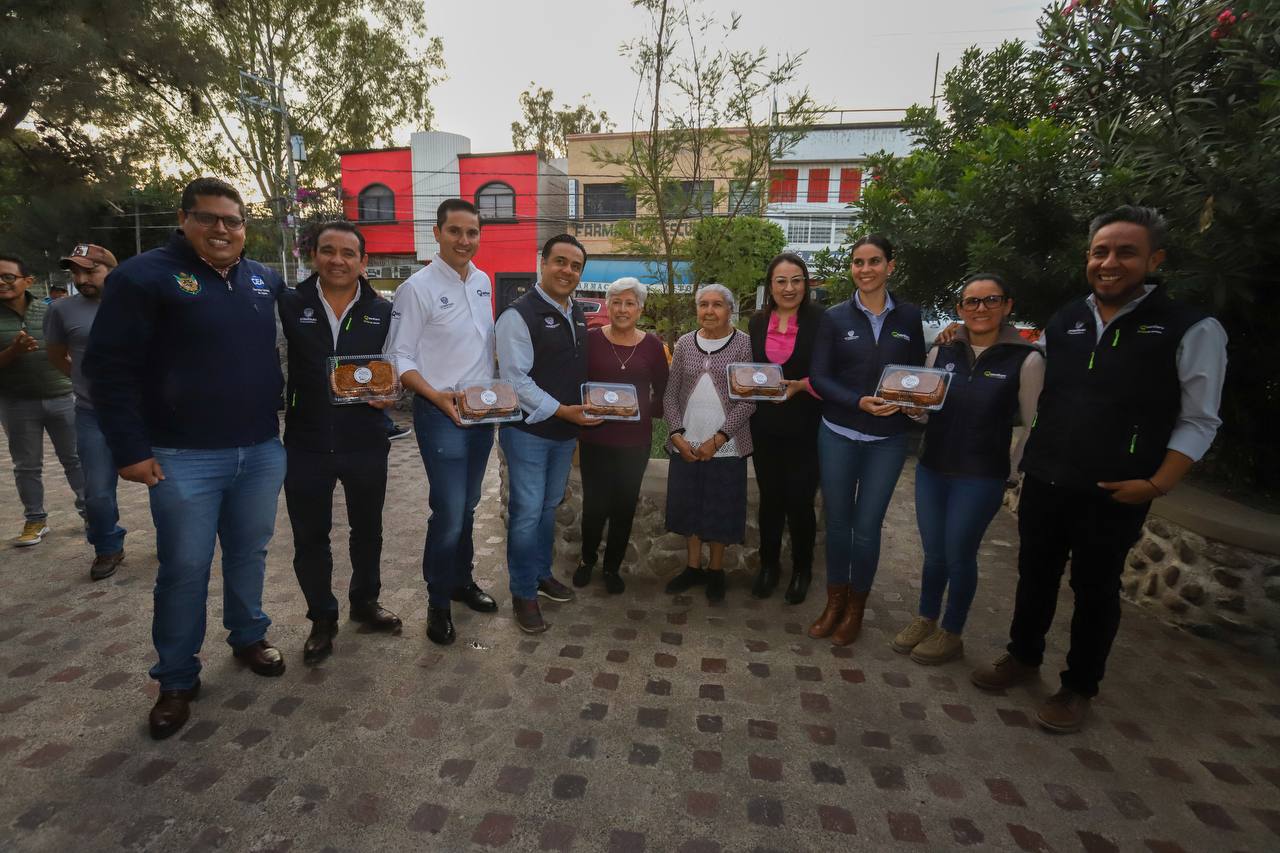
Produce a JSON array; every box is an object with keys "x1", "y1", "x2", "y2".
[
  {"x1": 831, "y1": 588, "x2": 870, "y2": 646},
  {"x1": 807, "y1": 585, "x2": 851, "y2": 639}
]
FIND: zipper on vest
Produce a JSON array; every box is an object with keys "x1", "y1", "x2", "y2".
[
  {"x1": 1129, "y1": 425, "x2": 1138, "y2": 454},
  {"x1": 1112, "y1": 328, "x2": 1120, "y2": 347}
]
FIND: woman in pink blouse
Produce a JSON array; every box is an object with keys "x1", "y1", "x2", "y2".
[{"x1": 746, "y1": 253, "x2": 825, "y2": 604}]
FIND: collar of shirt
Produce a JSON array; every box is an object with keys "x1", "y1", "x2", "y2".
[
  {"x1": 196, "y1": 253, "x2": 239, "y2": 280},
  {"x1": 854, "y1": 289, "x2": 894, "y2": 319},
  {"x1": 431, "y1": 253, "x2": 475, "y2": 283},
  {"x1": 534, "y1": 283, "x2": 575, "y2": 323},
  {"x1": 1085, "y1": 283, "x2": 1156, "y2": 339},
  {"x1": 318, "y1": 287, "x2": 360, "y2": 348}
]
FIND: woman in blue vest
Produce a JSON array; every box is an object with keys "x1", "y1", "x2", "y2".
[
  {"x1": 892, "y1": 273, "x2": 1044, "y2": 664},
  {"x1": 809, "y1": 235, "x2": 925, "y2": 646}
]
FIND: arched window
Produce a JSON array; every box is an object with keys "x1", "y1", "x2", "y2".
[
  {"x1": 476, "y1": 182, "x2": 516, "y2": 220},
  {"x1": 358, "y1": 184, "x2": 395, "y2": 222}
]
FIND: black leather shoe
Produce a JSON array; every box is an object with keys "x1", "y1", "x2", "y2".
[
  {"x1": 426, "y1": 606, "x2": 456, "y2": 646},
  {"x1": 572, "y1": 562, "x2": 593, "y2": 587},
  {"x1": 350, "y1": 601, "x2": 403, "y2": 633},
  {"x1": 451, "y1": 582, "x2": 498, "y2": 613},
  {"x1": 303, "y1": 617, "x2": 338, "y2": 663},
  {"x1": 751, "y1": 564, "x2": 780, "y2": 599},
  {"x1": 706, "y1": 570, "x2": 727, "y2": 603},
  {"x1": 149, "y1": 680, "x2": 200, "y2": 740},
  {"x1": 233, "y1": 639, "x2": 286, "y2": 677},
  {"x1": 664, "y1": 566, "x2": 706, "y2": 594},
  {"x1": 784, "y1": 568, "x2": 812, "y2": 605},
  {"x1": 602, "y1": 568, "x2": 625, "y2": 595}
]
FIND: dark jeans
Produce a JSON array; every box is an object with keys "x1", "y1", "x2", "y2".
[
  {"x1": 750, "y1": 426, "x2": 819, "y2": 571},
  {"x1": 414, "y1": 398, "x2": 494, "y2": 608},
  {"x1": 914, "y1": 463, "x2": 1005, "y2": 634},
  {"x1": 284, "y1": 445, "x2": 388, "y2": 621},
  {"x1": 1008, "y1": 475, "x2": 1150, "y2": 698},
  {"x1": 75, "y1": 407, "x2": 126, "y2": 554},
  {"x1": 579, "y1": 442, "x2": 650, "y2": 572}
]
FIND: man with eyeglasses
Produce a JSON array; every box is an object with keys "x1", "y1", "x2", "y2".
[
  {"x1": 86, "y1": 177, "x2": 290, "y2": 740},
  {"x1": 0, "y1": 253, "x2": 86, "y2": 546}
]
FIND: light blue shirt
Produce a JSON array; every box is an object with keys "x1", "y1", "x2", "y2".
[
  {"x1": 823, "y1": 290, "x2": 897, "y2": 444},
  {"x1": 495, "y1": 284, "x2": 576, "y2": 425}
]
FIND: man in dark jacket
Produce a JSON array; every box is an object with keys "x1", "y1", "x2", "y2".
[
  {"x1": 278, "y1": 221, "x2": 402, "y2": 663},
  {"x1": 86, "y1": 177, "x2": 289, "y2": 740},
  {"x1": 971, "y1": 205, "x2": 1227, "y2": 733}
]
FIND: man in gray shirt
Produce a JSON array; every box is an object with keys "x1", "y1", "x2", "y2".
[{"x1": 45, "y1": 243, "x2": 125, "y2": 579}]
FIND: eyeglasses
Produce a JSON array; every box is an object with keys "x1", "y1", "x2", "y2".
[
  {"x1": 187, "y1": 210, "x2": 246, "y2": 231},
  {"x1": 959, "y1": 294, "x2": 1008, "y2": 310},
  {"x1": 0, "y1": 273, "x2": 30, "y2": 284}
]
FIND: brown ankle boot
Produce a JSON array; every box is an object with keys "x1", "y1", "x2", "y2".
[
  {"x1": 808, "y1": 585, "x2": 851, "y2": 639},
  {"x1": 831, "y1": 589, "x2": 870, "y2": 646}
]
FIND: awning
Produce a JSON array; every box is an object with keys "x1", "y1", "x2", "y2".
[{"x1": 578, "y1": 258, "x2": 693, "y2": 293}]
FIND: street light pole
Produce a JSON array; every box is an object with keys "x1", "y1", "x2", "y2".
[{"x1": 238, "y1": 69, "x2": 298, "y2": 283}]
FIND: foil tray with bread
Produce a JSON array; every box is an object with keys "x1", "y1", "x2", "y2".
[
  {"x1": 328, "y1": 355, "x2": 401, "y2": 405},
  {"x1": 875, "y1": 364, "x2": 952, "y2": 411}
]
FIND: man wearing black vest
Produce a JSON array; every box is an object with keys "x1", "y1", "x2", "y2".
[
  {"x1": 496, "y1": 234, "x2": 602, "y2": 633},
  {"x1": 278, "y1": 221, "x2": 403, "y2": 664},
  {"x1": 971, "y1": 206, "x2": 1227, "y2": 733}
]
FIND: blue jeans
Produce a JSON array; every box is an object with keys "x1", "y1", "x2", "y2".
[
  {"x1": 499, "y1": 426, "x2": 576, "y2": 599},
  {"x1": 75, "y1": 408, "x2": 125, "y2": 554},
  {"x1": 914, "y1": 463, "x2": 1006, "y2": 634},
  {"x1": 414, "y1": 398, "x2": 494, "y2": 607},
  {"x1": 147, "y1": 439, "x2": 286, "y2": 691},
  {"x1": 818, "y1": 423, "x2": 908, "y2": 591}
]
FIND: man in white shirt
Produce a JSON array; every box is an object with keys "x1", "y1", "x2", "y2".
[{"x1": 385, "y1": 199, "x2": 499, "y2": 646}]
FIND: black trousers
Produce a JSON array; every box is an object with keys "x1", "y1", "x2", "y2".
[
  {"x1": 750, "y1": 426, "x2": 819, "y2": 571},
  {"x1": 1008, "y1": 475, "x2": 1150, "y2": 697},
  {"x1": 284, "y1": 445, "x2": 388, "y2": 621},
  {"x1": 579, "y1": 442, "x2": 650, "y2": 572}
]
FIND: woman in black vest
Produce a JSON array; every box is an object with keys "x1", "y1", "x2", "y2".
[
  {"x1": 892, "y1": 273, "x2": 1043, "y2": 665},
  {"x1": 747, "y1": 252, "x2": 823, "y2": 603},
  {"x1": 809, "y1": 235, "x2": 925, "y2": 647}
]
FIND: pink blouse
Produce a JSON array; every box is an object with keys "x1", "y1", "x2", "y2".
[{"x1": 764, "y1": 311, "x2": 798, "y2": 363}]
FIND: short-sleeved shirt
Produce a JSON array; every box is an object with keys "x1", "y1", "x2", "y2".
[{"x1": 43, "y1": 294, "x2": 100, "y2": 409}]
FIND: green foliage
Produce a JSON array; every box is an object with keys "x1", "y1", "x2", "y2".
[
  {"x1": 854, "y1": 0, "x2": 1279, "y2": 491},
  {"x1": 809, "y1": 245, "x2": 852, "y2": 303},
  {"x1": 511, "y1": 85, "x2": 615, "y2": 159},
  {"x1": 688, "y1": 216, "x2": 785, "y2": 310}
]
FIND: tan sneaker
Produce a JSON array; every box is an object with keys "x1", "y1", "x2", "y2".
[
  {"x1": 1036, "y1": 687, "x2": 1091, "y2": 733},
  {"x1": 891, "y1": 616, "x2": 937, "y2": 654},
  {"x1": 970, "y1": 652, "x2": 1039, "y2": 691},
  {"x1": 910, "y1": 629, "x2": 964, "y2": 665},
  {"x1": 14, "y1": 521, "x2": 49, "y2": 547}
]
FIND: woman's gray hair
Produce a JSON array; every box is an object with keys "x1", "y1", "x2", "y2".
[
  {"x1": 695, "y1": 282, "x2": 735, "y2": 312},
  {"x1": 606, "y1": 276, "x2": 647, "y2": 307}
]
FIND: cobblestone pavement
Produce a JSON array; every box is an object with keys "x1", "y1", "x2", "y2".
[{"x1": 1, "y1": 417, "x2": 1278, "y2": 853}]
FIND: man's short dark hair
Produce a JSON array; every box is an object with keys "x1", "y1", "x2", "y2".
[
  {"x1": 181, "y1": 177, "x2": 247, "y2": 219},
  {"x1": 541, "y1": 233, "x2": 587, "y2": 263},
  {"x1": 437, "y1": 198, "x2": 480, "y2": 229},
  {"x1": 1088, "y1": 205, "x2": 1168, "y2": 251},
  {"x1": 0, "y1": 253, "x2": 29, "y2": 276},
  {"x1": 313, "y1": 220, "x2": 366, "y2": 257}
]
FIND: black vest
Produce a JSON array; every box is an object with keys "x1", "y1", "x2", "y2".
[
  {"x1": 504, "y1": 289, "x2": 588, "y2": 441},
  {"x1": 920, "y1": 333, "x2": 1036, "y2": 480},
  {"x1": 1022, "y1": 287, "x2": 1205, "y2": 488},
  {"x1": 748, "y1": 303, "x2": 822, "y2": 438}
]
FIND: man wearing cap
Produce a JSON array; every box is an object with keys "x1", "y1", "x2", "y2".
[
  {"x1": 0, "y1": 252, "x2": 86, "y2": 546},
  {"x1": 45, "y1": 283, "x2": 69, "y2": 302},
  {"x1": 45, "y1": 243, "x2": 126, "y2": 578}
]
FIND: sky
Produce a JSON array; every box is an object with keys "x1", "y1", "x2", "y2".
[{"x1": 417, "y1": 0, "x2": 1048, "y2": 153}]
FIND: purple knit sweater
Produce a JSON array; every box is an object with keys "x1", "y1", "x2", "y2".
[{"x1": 663, "y1": 328, "x2": 755, "y2": 457}]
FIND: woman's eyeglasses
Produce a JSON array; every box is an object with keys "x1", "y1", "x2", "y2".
[{"x1": 959, "y1": 295, "x2": 1008, "y2": 310}]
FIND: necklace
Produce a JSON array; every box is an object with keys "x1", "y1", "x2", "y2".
[{"x1": 606, "y1": 328, "x2": 642, "y2": 370}]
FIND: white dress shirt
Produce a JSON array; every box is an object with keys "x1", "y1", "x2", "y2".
[
  {"x1": 319, "y1": 290, "x2": 359, "y2": 349},
  {"x1": 384, "y1": 255, "x2": 496, "y2": 390},
  {"x1": 495, "y1": 284, "x2": 579, "y2": 424}
]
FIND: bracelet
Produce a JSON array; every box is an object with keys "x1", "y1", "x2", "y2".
[{"x1": 1145, "y1": 478, "x2": 1167, "y2": 496}]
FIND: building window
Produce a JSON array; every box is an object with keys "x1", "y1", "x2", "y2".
[
  {"x1": 661, "y1": 180, "x2": 714, "y2": 216},
  {"x1": 476, "y1": 182, "x2": 516, "y2": 220},
  {"x1": 786, "y1": 218, "x2": 811, "y2": 243},
  {"x1": 807, "y1": 168, "x2": 830, "y2": 203},
  {"x1": 728, "y1": 180, "x2": 762, "y2": 214},
  {"x1": 583, "y1": 182, "x2": 635, "y2": 219},
  {"x1": 358, "y1": 184, "x2": 395, "y2": 222},
  {"x1": 830, "y1": 218, "x2": 851, "y2": 244},
  {"x1": 838, "y1": 168, "x2": 862, "y2": 204},
  {"x1": 769, "y1": 169, "x2": 799, "y2": 204}
]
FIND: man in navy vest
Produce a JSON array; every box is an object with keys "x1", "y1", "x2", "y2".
[
  {"x1": 971, "y1": 205, "x2": 1227, "y2": 733},
  {"x1": 87, "y1": 177, "x2": 290, "y2": 740},
  {"x1": 496, "y1": 234, "x2": 602, "y2": 633}
]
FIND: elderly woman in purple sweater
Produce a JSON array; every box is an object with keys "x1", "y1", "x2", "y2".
[{"x1": 662, "y1": 284, "x2": 755, "y2": 602}]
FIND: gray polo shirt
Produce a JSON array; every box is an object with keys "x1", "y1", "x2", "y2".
[{"x1": 43, "y1": 294, "x2": 100, "y2": 409}]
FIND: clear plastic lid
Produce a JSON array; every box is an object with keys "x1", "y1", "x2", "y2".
[
  {"x1": 327, "y1": 354, "x2": 401, "y2": 405},
  {"x1": 581, "y1": 381, "x2": 641, "y2": 422},
  {"x1": 726, "y1": 362, "x2": 786, "y2": 402},
  {"x1": 875, "y1": 364, "x2": 952, "y2": 412},
  {"x1": 454, "y1": 378, "x2": 522, "y2": 425}
]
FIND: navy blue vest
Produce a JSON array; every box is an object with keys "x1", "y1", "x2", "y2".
[
  {"x1": 1022, "y1": 287, "x2": 1205, "y2": 488},
  {"x1": 504, "y1": 289, "x2": 588, "y2": 441},
  {"x1": 920, "y1": 335, "x2": 1036, "y2": 480}
]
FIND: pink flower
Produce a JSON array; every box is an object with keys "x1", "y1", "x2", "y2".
[{"x1": 1217, "y1": 9, "x2": 1233, "y2": 23}]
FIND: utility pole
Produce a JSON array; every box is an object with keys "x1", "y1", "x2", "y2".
[
  {"x1": 931, "y1": 52, "x2": 941, "y2": 114},
  {"x1": 133, "y1": 193, "x2": 142, "y2": 256},
  {"x1": 238, "y1": 69, "x2": 299, "y2": 283}
]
